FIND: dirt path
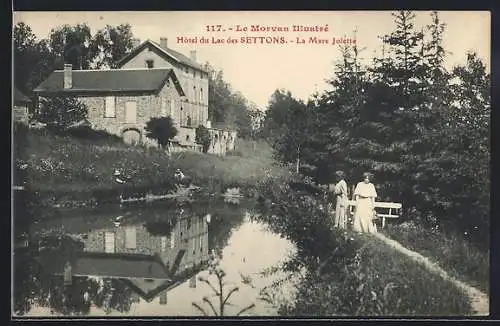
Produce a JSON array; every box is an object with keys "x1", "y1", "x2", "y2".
[{"x1": 372, "y1": 232, "x2": 489, "y2": 316}]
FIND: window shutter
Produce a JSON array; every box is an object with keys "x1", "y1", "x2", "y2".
[
  {"x1": 105, "y1": 96, "x2": 115, "y2": 117},
  {"x1": 161, "y1": 97, "x2": 167, "y2": 116}
]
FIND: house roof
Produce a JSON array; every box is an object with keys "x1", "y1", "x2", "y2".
[
  {"x1": 121, "y1": 258, "x2": 211, "y2": 302},
  {"x1": 35, "y1": 251, "x2": 171, "y2": 280},
  {"x1": 33, "y1": 68, "x2": 185, "y2": 96},
  {"x1": 116, "y1": 39, "x2": 207, "y2": 73},
  {"x1": 14, "y1": 87, "x2": 31, "y2": 104}
]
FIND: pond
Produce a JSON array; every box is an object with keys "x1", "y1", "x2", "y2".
[{"x1": 13, "y1": 198, "x2": 298, "y2": 317}]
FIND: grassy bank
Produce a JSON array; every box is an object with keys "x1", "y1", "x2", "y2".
[
  {"x1": 278, "y1": 232, "x2": 472, "y2": 316},
  {"x1": 381, "y1": 222, "x2": 490, "y2": 295},
  {"x1": 14, "y1": 126, "x2": 291, "y2": 209}
]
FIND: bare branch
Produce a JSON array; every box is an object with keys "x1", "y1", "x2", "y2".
[
  {"x1": 223, "y1": 287, "x2": 240, "y2": 306},
  {"x1": 202, "y1": 297, "x2": 219, "y2": 316},
  {"x1": 191, "y1": 302, "x2": 209, "y2": 316},
  {"x1": 236, "y1": 303, "x2": 256, "y2": 316},
  {"x1": 200, "y1": 278, "x2": 221, "y2": 296}
]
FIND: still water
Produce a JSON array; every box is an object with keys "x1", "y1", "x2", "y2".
[{"x1": 13, "y1": 199, "x2": 297, "y2": 317}]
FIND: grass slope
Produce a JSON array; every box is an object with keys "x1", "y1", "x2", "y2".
[{"x1": 381, "y1": 223, "x2": 489, "y2": 295}]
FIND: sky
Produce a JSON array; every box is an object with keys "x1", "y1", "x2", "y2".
[{"x1": 13, "y1": 11, "x2": 490, "y2": 109}]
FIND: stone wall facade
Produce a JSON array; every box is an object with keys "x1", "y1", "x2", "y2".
[
  {"x1": 119, "y1": 45, "x2": 209, "y2": 128},
  {"x1": 207, "y1": 129, "x2": 238, "y2": 156},
  {"x1": 77, "y1": 74, "x2": 183, "y2": 146},
  {"x1": 79, "y1": 214, "x2": 209, "y2": 272}
]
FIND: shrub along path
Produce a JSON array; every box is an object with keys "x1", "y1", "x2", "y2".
[{"x1": 372, "y1": 232, "x2": 489, "y2": 316}]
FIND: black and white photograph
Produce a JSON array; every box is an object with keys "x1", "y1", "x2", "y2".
[{"x1": 12, "y1": 10, "x2": 490, "y2": 317}]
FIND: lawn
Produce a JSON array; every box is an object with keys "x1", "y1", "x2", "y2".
[
  {"x1": 14, "y1": 126, "x2": 291, "y2": 208},
  {"x1": 381, "y1": 222, "x2": 489, "y2": 295},
  {"x1": 278, "y1": 232, "x2": 473, "y2": 316}
]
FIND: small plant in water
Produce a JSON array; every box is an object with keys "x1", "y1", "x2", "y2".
[{"x1": 192, "y1": 254, "x2": 256, "y2": 316}]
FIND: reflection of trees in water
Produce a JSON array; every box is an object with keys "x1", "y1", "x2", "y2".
[
  {"x1": 205, "y1": 201, "x2": 246, "y2": 258},
  {"x1": 13, "y1": 234, "x2": 134, "y2": 316}
]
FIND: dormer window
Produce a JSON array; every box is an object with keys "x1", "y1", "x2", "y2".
[{"x1": 146, "y1": 60, "x2": 154, "y2": 68}]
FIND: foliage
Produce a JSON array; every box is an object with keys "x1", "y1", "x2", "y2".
[
  {"x1": 203, "y1": 63, "x2": 254, "y2": 138},
  {"x1": 144, "y1": 116, "x2": 178, "y2": 148},
  {"x1": 195, "y1": 125, "x2": 211, "y2": 153},
  {"x1": 20, "y1": 129, "x2": 290, "y2": 207},
  {"x1": 262, "y1": 89, "x2": 314, "y2": 173},
  {"x1": 13, "y1": 21, "x2": 135, "y2": 97},
  {"x1": 13, "y1": 234, "x2": 135, "y2": 316},
  {"x1": 260, "y1": 11, "x2": 490, "y2": 245},
  {"x1": 13, "y1": 22, "x2": 61, "y2": 97},
  {"x1": 253, "y1": 173, "x2": 472, "y2": 315},
  {"x1": 37, "y1": 96, "x2": 88, "y2": 131},
  {"x1": 48, "y1": 24, "x2": 96, "y2": 70},
  {"x1": 89, "y1": 24, "x2": 134, "y2": 69}
]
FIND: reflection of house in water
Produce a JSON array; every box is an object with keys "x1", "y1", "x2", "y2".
[{"x1": 35, "y1": 213, "x2": 210, "y2": 304}]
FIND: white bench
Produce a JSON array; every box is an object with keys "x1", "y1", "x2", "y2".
[{"x1": 347, "y1": 200, "x2": 402, "y2": 228}]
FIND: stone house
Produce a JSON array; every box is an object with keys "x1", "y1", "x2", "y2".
[
  {"x1": 117, "y1": 38, "x2": 209, "y2": 129},
  {"x1": 117, "y1": 38, "x2": 237, "y2": 155},
  {"x1": 35, "y1": 213, "x2": 210, "y2": 304},
  {"x1": 33, "y1": 64, "x2": 189, "y2": 147},
  {"x1": 13, "y1": 87, "x2": 31, "y2": 124},
  {"x1": 33, "y1": 38, "x2": 238, "y2": 154}
]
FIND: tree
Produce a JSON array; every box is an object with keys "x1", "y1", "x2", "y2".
[
  {"x1": 144, "y1": 116, "x2": 178, "y2": 148},
  {"x1": 204, "y1": 63, "x2": 254, "y2": 136},
  {"x1": 37, "y1": 96, "x2": 88, "y2": 131},
  {"x1": 48, "y1": 24, "x2": 96, "y2": 70},
  {"x1": 90, "y1": 24, "x2": 134, "y2": 69},
  {"x1": 196, "y1": 125, "x2": 211, "y2": 153},
  {"x1": 13, "y1": 22, "x2": 60, "y2": 98},
  {"x1": 263, "y1": 89, "x2": 311, "y2": 173},
  {"x1": 418, "y1": 52, "x2": 490, "y2": 240}
]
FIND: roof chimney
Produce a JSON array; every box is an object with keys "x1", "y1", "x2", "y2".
[
  {"x1": 131, "y1": 38, "x2": 141, "y2": 48},
  {"x1": 160, "y1": 37, "x2": 168, "y2": 49},
  {"x1": 64, "y1": 64, "x2": 72, "y2": 89},
  {"x1": 189, "y1": 50, "x2": 197, "y2": 62}
]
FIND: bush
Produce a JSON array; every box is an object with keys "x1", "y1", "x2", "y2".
[
  {"x1": 195, "y1": 125, "x2": 211, "y2": 153},
  {"x1": 36, "y1": 96, "x2": 88, "y2": 131},
  {"x1": 144, "y1": 116, "x2": 178, "y2": 148}
]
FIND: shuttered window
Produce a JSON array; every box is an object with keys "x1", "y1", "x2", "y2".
[
  {"x1": 104, "y1": 96, "x2": 115, "y2": 118},
  {"x1": 161, "y1": 97, "x2": 167, "y2": 116},
  {"x1": 124, "y1": 226, "x2": 137, "y2": 249},
  {"x1": 104, "y1": 232, "x2": 115, "y2": 253}
]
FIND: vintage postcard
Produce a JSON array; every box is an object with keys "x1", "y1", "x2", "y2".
[{"x1": 12, "y1": 11, "x2": 490, "y2": 318}]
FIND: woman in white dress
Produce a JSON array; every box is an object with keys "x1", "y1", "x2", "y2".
[
  {"x1": 333, "y1": 170, "x2": 348, "y2": 229},
  {"x1": 353, "y1": 172, "x2": 378, "y2": 233}
]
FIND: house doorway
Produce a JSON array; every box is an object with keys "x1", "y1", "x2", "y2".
[{"x1": 123, "y1": 128, "x2": 141, "y2": 145}]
